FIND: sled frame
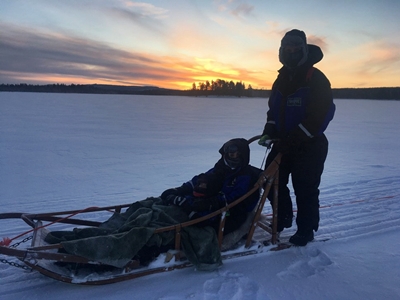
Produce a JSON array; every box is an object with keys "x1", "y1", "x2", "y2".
[{"x1": 0, "y1": 136, "x2": 281, "y2": 285}]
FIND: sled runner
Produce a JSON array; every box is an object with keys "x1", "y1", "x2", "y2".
[{"x1": 0, "y1": 136, "x2": 284, "y2": 285}]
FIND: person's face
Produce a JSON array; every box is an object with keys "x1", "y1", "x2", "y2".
[
  {"x1": 284, "y1": 45, "x2": 302, "y2": 54},
  {"x1": 227, "y1": 151, "x2": 239, "y2": 159},
  {"x1": 282, "y1": 44, "x2": 304, "y2": 68},
  {"x1": 198, "y1": 182, "x2": 207, "y2": 189}
]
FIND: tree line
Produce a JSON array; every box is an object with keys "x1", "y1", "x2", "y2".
[
  {"x1": 1, "y1": 83, "x2": 399, "y2": 100},
  {"x1": 332, "y1": 87, "x2": 400, "y2": 100},
  {"x1": 189, "y1": 79, "x2": 252, "y2": 97}
]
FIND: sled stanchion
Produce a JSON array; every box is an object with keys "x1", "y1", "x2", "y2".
[
  {"x1": 271, "y1": 175, "x2": 279, "y2": 244},
  {"x1": 21, "y1": 214, "x2": 35, "y2": 228},
  {"x1": 245, "y1": 180, "x2": 271, "y2": 248},
  {"x1": 218, "y1": 212, "x2": 227, "y2": 249},
  {"x1": 174, "y1": 225, "x2": 182, "y2": 261},
  {"x1": 245, "y1": 153, "x2": 282, "y2": 247}
]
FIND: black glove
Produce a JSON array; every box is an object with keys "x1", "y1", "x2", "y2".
[
  {"x1": 276, "y1": 128, "x2": 306, "y2": 154},
  {"x1": 190, "y1": 196, "x2": 220, "y2": 212},
  {"x1": 187, "y1": 211, "x2": 201, "y2": 220},
  {"x1": 160, "y1": 188, "x2": 179, "y2": 201},
  {"x1": 262, "y1": 123, "x2": 278, "y2": 139},
  {"x1": 161, "y1": 183, "x2": 192, "y2": 201},
  {"x1": 166, "y1": 195, "x2": 189, "y2": 207}
]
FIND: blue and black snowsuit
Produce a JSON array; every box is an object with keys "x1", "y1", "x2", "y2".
[
  {"x1": 164, "y1": 138, "x2": 261, "y2": 235},
  {"x1": 262, "y1": 44, "x2": 335, "y2": 233}
]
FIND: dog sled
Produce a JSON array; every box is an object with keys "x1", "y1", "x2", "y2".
[{"x1": 0, "y1": 136, "x2": 285, "y2": 285}]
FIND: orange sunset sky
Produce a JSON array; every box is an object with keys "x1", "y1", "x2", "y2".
[{"x1": 1, "y1": 0, "x2": 399, "y2": 90}]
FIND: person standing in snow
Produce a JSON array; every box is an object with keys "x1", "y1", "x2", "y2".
[
  {"x1": 258, "y1": 29, "x2": 335, "y2": 246},
  {"x1": 161, "y1": 138, "x2": 261, "y2": 235}
]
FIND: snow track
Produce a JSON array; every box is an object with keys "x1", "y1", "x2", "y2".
[
  {"x1": 1, "y1": 177, "x2": 398, "y2": 298},
  {"x1": 1, "y1": 94, "x2": 400, "y2": 299},
  {"x1": 316, "y1": 176, "x2": 400, "y2": 242}
]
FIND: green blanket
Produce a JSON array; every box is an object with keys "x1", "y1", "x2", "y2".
[{"x1": 45, "y1": 197, "x2": 222, "y2": 270}]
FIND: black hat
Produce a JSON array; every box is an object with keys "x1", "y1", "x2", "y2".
[
  {"x1": 283, "y1": 29, "x2": 306, "y2": 44},
  {"x1": 218, "y1": 138, "x2": 250, "y2": 169}
]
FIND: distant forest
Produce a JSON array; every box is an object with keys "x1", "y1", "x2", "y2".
[
  {"x1": 190, "y1": 79, "x2": 252, "y2": 97},
  {"x1": 1, "y1": 82, "x2": 400, "y2": 100}
]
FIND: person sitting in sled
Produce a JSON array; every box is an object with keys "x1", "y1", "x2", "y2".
[
  {"x1": 160, "y1": 138, "x2": 262, "y2": 235},
  {"x1": 43, "y1": 138, "x2": 262, "y2": 271}
]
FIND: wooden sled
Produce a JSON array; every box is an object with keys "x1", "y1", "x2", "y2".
[{"x1": 0, "y1": 136, "x2": 283, "y2": 285}]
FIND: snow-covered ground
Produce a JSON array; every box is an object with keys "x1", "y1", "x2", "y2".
[{"x1": 1, "y1": 93, "x2": 399, "y2": 300}]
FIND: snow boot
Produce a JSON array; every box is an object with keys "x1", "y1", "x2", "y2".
[
  {"x1": 276, "y1": 215, "x2": 293, "y2": 232},
  {"x1": 289, "y1": 230, "x2": 314, "y2": 246}
]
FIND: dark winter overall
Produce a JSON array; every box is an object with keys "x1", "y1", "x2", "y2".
[{"x1": 262, "y1": 41, "x2": 335, "y2": 240}]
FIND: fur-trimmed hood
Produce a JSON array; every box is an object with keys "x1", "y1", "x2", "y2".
[{"x1": 216, "y1": 138, "x2": 250, "y2": 170}]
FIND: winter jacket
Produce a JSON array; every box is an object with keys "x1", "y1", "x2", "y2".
[
  {"x1": 190, "y1": 165, "x2": 260, "y2": 212},
  {"x1": 263, "y1": 44, "x2": 335, "y2": 140},
  {"x1": 180, "y1": 138, "x2": 261, "y2": 218}
]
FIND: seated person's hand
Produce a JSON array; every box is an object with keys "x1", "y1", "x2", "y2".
[
  {"x1": 166, "y1": 195, "x2": 189, "y2": 207},
  {"x1": 190, "y1": 197, "x2": 219, "y2": 212},
  {"x1": 160, "y1": 188, "x2": 178, "y2": 201}
]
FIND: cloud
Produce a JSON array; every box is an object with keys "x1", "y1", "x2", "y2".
[
  {"x1": 308, "y1": 35, "x2": 329, "y2": 53},
  {"x1": 325, "y1": 39, "x2": 400, "y2": 88},
  {"x1": 106, "y1": 5, "x2": 167, "y2": 35},
  {"x1": 231, "y1": 3, "x2": 254, "y2": 17},
  {"x1": 122, "y1": 1, "x2": 169, "y2": 18},
  {"x1": 354, "y1": 41, "x2": 400, "y2": 85},
  {"x1": 0, "y1": 22, "x2": 269, "y2": 89},
  {"x1": 364, "y1": 41, "x2": 400, "y2": 68},
  {"x1": 0, "y1": 23, "x2": 169, "y2": 84},
  {"x1": 214, "y1": 0, "x2": 254, "y2": 18}
]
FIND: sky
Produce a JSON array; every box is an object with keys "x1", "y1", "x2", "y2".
[{"x1": 1, "y1": 0, "x2": 400, "y2": 90}]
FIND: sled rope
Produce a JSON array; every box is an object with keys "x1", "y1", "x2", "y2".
[{"x1": 0, "y1": 206, "x2": 101, "y2": 247}]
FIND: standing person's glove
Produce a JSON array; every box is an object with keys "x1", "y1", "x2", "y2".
[
  {"x1": 259, "y1": 123, "x2": 278, "y2": 147},
  {"x1": 258, "y1": 135, "x2": 273, "y2": 147},
  {"x1": 262, "y1": 123, "x2": 277, "y2": 138},
  {"x1": 276, "y1": 128, "x2": 307, "y2": 154},
  {"x1": 276, "y1": 138, "x2": 297, "y2": 154}
]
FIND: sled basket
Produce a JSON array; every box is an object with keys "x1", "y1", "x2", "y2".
[{"x1": 0, "y1": 135, "x2": 282, "y2": 285}]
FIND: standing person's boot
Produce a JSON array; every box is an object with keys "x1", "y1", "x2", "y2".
[
  {"x1": 289, "y1": 229, "x2": 314, "y2": 246},
  {"x1": 276, "y1": 214, "x2": 293, "y2": 232}
]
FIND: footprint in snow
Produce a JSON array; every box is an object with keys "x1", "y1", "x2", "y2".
[
  {"x1": 157, "y1": 295, "x2": 196, "y2": 300},
  {"x1": 203, "y1": 270, "x2": 260, "y2": 300},
  {"x1": 277, "y1": 247, "x2": 333, "y2": 280},
  {"x1": 157, "y1": 294, "x2": 196, "y2": 300}
]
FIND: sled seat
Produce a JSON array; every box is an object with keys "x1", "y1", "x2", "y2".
[
  {"x1": 0, "y1": 141, "x2": 282, "y2": 284},
  {"x1": 150, "y1": 152, "x2": 281, "y2": 258}
]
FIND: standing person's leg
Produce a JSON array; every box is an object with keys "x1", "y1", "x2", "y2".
[{"x1": 290, "y1": 135, "x2": 328, "y2": 245}]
